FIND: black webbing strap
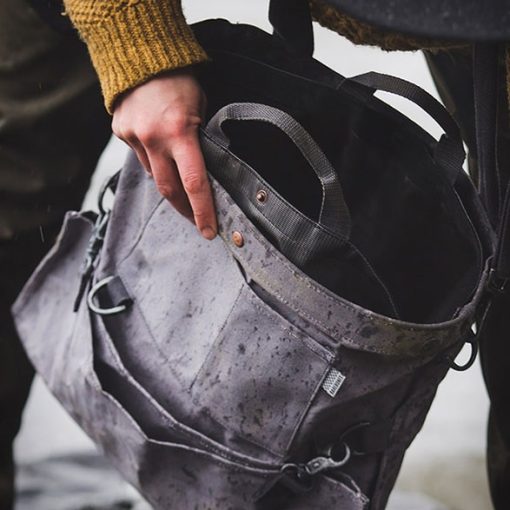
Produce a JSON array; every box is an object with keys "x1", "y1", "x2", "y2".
[
  {"x1": 353, "y1": 71, "x2": 466, "y2": 185},
  {"x1": 474, "y1": 43, "x2": 501, "y2": 228},
  {"x1": 269, "y1": 0, "x2": 314, "y2": 58},
  {"x1": 473, "y1": 44, "x2": 510, "y2": 280},
  {"x1": 495, "y1": 186, "x2": 510, "y2": 279}
]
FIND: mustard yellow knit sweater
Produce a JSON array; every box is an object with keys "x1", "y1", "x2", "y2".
[{"x1": 62, "y1": 0, "x2": 466, "y2": 113}]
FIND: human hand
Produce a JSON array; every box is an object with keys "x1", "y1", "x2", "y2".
[{"x1": 112, "y1": 69, "x2": 217, "y2": 240}]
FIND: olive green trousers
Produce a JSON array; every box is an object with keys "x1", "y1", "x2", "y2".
[{"x1": 0, "y1": 2, "x2": 110, "y2": 508}]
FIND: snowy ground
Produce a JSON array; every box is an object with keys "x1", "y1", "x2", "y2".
[{"x1": 14, "y1": 2, "x2": 493, "y2": 509}]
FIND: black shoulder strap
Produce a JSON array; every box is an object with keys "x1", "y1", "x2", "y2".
[
  {"x1": 269, "y1": 0, "x2": 314, "y2": 57},
  {"x1": 474, "y1": 43, "x2": 501, "y2": 227},
  {"x1": 495, "y1": 185, "x2": 510, "y2": 279},
  {"x1": 473, "y1": 43, "x2": 510, "y2": 280}
]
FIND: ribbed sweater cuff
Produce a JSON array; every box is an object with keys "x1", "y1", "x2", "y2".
[{"x1": 66, "y1": 0, "x2": 208, "y2": 113}]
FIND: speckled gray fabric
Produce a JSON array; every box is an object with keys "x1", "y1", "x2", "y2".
[{"x1": 13, "y1": 137, "x2": 488, "y2": 509}]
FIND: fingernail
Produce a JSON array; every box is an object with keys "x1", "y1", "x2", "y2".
[{"x1": 201, "y1": 226, "x2": 216, "y2": 240}]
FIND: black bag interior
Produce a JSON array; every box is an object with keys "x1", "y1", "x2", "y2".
[{"x1": 195, "y1": 19, "x2": 486, "y2": 324}]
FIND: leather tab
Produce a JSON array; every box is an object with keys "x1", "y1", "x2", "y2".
[{"x1": 97, "y1": 275, "x2": 132, "y2": 310}]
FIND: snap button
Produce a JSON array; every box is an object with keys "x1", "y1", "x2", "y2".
[
  {"x1": 256, "y1": 190, "x2": 268, "y2": 204},
  {"x1": 232, "y1": 231, "x2": 244, "y2": 247}
]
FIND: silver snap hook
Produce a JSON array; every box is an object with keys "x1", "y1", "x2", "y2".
[{"x1": 304, "y1": 443, "x2": 351, "y2": 476}]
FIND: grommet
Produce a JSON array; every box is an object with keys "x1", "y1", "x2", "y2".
[
  {"x1": 256, "y1": 189, "x2": 268, "y2": 204},
  {"x1": 232, "y1": 231, "x2": 244, "y2": 247}
]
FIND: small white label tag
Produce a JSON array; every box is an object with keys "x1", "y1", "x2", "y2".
[{"x1": 322, "y1": 368, "x2": 346, "y2": 398}]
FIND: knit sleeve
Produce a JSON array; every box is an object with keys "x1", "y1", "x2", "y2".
[{"x1": 63, "y1": 0, "x2": 208, "y2": 113}]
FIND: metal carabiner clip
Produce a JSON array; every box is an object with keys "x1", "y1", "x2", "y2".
[{"x1": 304, "y1": 443, "x2": 351, "y2": 476}]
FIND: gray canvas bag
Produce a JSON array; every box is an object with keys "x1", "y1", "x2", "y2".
[
  {"x1": 12, "y1": 6, "x2": 494, "y2": 510},
  {"x1": 12, "y1": 104, "x2": 491, "y2": 510}
]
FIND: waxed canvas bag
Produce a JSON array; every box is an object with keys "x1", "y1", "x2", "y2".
[{"x1": 13, "y1": 3, "x2": 494, "y2": 510}]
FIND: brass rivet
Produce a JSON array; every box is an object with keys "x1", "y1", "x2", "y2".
[
  {"x1": 256, "y1": 189, "x2": 268, "y2": 203},
  {"x1": 232, "y1": 231, "x2": 244, "y2": 247}
]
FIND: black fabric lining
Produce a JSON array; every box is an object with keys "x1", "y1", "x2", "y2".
[{"x1": 195, "y1": 23, "x2": 485, "y2": 324}]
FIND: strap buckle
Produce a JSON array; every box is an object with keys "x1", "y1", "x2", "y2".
[
  {"x1": 73, "y1": 210, "x2": 110, "y2": 312},
  {"x1": 446, "y1": 265, "x2": 507, "y2": 372},
  {"x1": 487, "y1": 268, "x2": 509, "y2": 294},
  {"x1": 72, "y1": 171, "x2": 120, "y2": 312}
]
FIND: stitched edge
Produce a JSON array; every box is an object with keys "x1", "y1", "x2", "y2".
[
  {"x1": 88, "y1": 312, "x2": 280, "y2": 473},
  {"x1": 190, "y1": 283, "x2": 332, "y2": 458}
]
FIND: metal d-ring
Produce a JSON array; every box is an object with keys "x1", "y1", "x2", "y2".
[
  {"x1": 447, "y1": 332, "x2": 479, "y2": 372},
  {"x1": 87, "y1": 276, "x2": 128, "y2": 315}
]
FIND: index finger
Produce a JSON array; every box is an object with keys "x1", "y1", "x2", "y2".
[{"x1": 172, "y1": 133, "x2": 217, "y2": 240}]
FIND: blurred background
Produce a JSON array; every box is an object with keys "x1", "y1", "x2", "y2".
[{"x1": 14, "y1": 2, "x2": 492, "y2": 509}]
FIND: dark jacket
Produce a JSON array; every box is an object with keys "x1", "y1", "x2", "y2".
[{"x1": 328, "y1": 0, "x2": 510, "y2": 41}]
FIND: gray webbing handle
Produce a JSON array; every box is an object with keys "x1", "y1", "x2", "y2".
[{"x1": 206, "y1": 103, "x2": 351, "y2": 238}]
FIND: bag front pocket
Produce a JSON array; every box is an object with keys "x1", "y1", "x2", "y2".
[
  {"x1": 91, "y1": 306, "x2": 368, "y2": 510},
  {"x1": 191, "y1": 283, "x2": 334, "y2": 457}
]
